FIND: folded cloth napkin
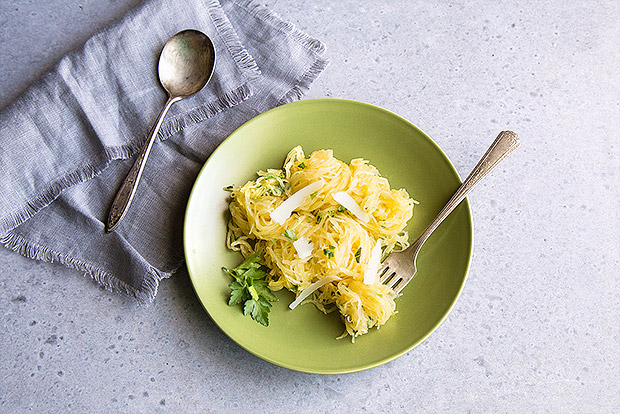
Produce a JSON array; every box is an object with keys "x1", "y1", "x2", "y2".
[{"x1": 0, "y1": 0, "x2": 327, "y2": 303}]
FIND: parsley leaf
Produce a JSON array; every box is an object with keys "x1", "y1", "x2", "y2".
[
  {"x1": 228, "y1": 281, "x2": 248, "y2": 306},
  {"x1": 355, "y1": 247, "x2": 362, "y2": 263},
  {"x1": 244, "y1": 297, "x2": 271, "y2": 327},
  {"x1": 323, "y1": 248, "x2": 335, "y2": 259},
  {"x1": 253, "y1": 279, "x2": 278, "y2": 301},
  {"x1": 283, "y1": 229, "x2": 298, "y2": 242},
  {"x1": 222, "y1": 251, "x2": 277, "y2": 326},
  {"x1": 235, "y1": 251, "x2": 262, "y2": 273},
  {"x1": 243, "y1": 266, "x2": 266, "y2": 280},
  {"x1": 298, "y1": 162, "x2": 306, "y2": 169}
]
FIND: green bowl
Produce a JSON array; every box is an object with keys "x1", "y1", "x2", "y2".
[{"x1": 184, "y1": 99, "x2": 472, "y2": 374}]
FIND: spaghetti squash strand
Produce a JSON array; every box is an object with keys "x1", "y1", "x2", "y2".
[{"x1": 225, "y1": 146, "x2": 416, "y2": 339}]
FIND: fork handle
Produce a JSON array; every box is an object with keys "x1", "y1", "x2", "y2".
[{"x1": 408, "y1": 131, "x2": 520, "y2": 253}]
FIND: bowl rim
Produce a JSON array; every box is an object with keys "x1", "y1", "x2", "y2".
[{"x1": 183, "y1": 98, "x2": 474, "y2": 374}]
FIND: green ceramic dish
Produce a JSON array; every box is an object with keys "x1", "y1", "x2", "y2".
[{"x1": 184, "y1": 99, "x2": 473, "y2": 374}]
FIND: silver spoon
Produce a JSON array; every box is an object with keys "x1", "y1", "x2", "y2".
[{"x1": 105, "y1": 29, "x2": 216, "y2": 232}]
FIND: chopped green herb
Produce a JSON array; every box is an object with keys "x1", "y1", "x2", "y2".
[
  {"x1": 328, "y1": 245, "x2": 336, "y2": 250},
  {"x1": 310, "y1": 191, "x2": 318, "y2": 199},
  {"x1": 323, "y1": 248, "x2": 334, "y2": 259},
  {"x1": 222, "y1": 251, "x2": 277, "y2": 327},
  {"x1": 264, "y1": 172, "x2": 284, "y2": 180},
  {"x1": 316, "y1": 211, "x2": 323, "y2": 224},
  {"x1": 262, "y1": 173, "x2": 287, "y2": 195},
  {"x1": 283, "y1": 229, "x2": 298, "y2": 242},
  {"x1": 355, "y1": 247, "x2": 362, "y2": 263},
  {"x1": 338, "y1": 205, "x2": 346, "y2": 213},
  {"x1": 270, "y1": 186, "x2": 286, "y2": 196},
  {"x1": 298, "y1": 162, "x2": 306, "y2": 169},
  {"x1": 223, "y1": 185, "x2": 234, "y2": 191}
]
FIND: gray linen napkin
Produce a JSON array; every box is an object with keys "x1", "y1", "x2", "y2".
[{"x1": 0, "y1": 0, "x2": 327, "y2": 303}]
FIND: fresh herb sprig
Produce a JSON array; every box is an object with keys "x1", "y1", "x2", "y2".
[{"x1": 222, "y1": 251, "x2": 277, "y2": 326}]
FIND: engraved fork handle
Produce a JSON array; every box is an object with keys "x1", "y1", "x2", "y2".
[{"x1": 407, "y1": 131, "x2": 520, "y2": 254}]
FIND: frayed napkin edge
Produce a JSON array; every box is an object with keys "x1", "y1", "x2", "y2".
[
  {"x1": 278, "y1": 56, "x2": 329, "y2": 105},
  {"x1": 230, "y1": 0, "x2": 329, "y2": 104},
  {"x1": 1, "y1": 231, "x2": 171, "y2": 304},
  {"x1": 233, "y1": 0, "x2": 325, "y2": 55}
]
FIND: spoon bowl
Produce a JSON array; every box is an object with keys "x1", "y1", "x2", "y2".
[
  {"x1": 159, "y1": 30, "x2": 215, "y2": 98},
  {"x1": 106, "y1": 29, "x2": 216, "y2": 232}
]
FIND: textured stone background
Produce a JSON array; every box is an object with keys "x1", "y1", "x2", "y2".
[{"x1": 1, "y1": 1, "x2": 618, "y2": 412}]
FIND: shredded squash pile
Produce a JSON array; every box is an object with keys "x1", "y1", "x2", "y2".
[{"x1": 225, "y1": 146, "x2": 416, "y2": 339}]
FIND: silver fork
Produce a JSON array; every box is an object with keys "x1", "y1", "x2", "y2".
[{"x1": 380, "y1": 131, "x2": 520, "y2": 294}]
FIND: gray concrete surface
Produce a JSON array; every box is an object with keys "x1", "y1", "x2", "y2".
[{"x1": 1, "y1": 0, "x2": 619, "y2": 412}]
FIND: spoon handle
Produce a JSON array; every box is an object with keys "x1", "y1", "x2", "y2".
[{"x1": 105, "y1": 97, "x2": 178, "y2": 232}]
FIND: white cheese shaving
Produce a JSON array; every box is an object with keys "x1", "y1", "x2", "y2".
[
  {"x1": 364, "y1": 239, "x2": 382, "y2": 285},
  {"x1": 292, "y1": 237, "x2": 314, "y2": 260},
  {"x1": 270, "y1": 180, "x2": 324, "y2": 225},
  {"x1": 289, "y1": 276, "x2": 341, "y2": 310},
  {"x1": 332, "y1": 192, "x2": 371, "y2": 223}
]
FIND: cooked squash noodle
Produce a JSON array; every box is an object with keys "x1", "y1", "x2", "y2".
[{"x1": 226, "y1": 146, "x2": 416, "y2": 339}]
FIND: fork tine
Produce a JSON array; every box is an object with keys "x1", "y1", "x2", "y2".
[
  {"x1": 379, "y1": 265, "x2": 394, "y2": 283},
  {"x1": 378, "y1": 265, "x2": 388, "y2": 280},
  {"x1": 380, "y1": 257, "x2": 414, "y2": 294},
  {"x1": 387, "y1": 275, "x2": 403, "y2": 290},
  {"x1": 390, "y1": 277, "x2": 404, "y2": 293}
]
